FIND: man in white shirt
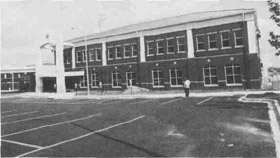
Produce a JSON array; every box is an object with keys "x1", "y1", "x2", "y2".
[{"x1": 183, "y1": 77, "x2": 190, "y2": 97}]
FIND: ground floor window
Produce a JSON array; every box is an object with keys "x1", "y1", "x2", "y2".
[
  {"x1": 126, "y1": 71, "x2": 136, "y2": 86},
  {"x1": 170, "y1": 68, "x2": 182, "y2": 86},
  {"x1": 91, "y1": 72, "x2": 99, "y2": 88},
  {"x1": 80, "y1": 74, "x2": 88, "y2": 88},
  {"x1": 203, "y1": 65, "x2": 218, "y2": 86},
  {"x1": 225, "y1": 64, "x2": 242, "y2": 85},
  {"x1": 152, "y1": 69, "x2": 164, "y2": 87},
  {"x1": 112, "y1": 71, "x2": 122, "y2": 88}
]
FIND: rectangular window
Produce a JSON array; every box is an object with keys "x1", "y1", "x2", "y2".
[
  {"x1": 82, "y1": 50, "x2": 86, "y2": 62},
  {"x1": 96, "y1": 48, "x2": 102, "y2": 61},
  {"x1": 234, "y1": 29, "x2": 244, "y2": 47},
  {"x1": 203, "y1": 66, "x2": 218, "y2": 86},
  {"x1": 131, "y1": 43, "x2": 138, "y2": 57},
  {"x1": 156, "y1": 39, "x2": 164, "y2": 55},
  {"x1": 225, "y1": 64, "x2": 242, "y2": 85},
  {"x1": 196, "y1": 35, "x2": 206, "y2": 51},
  {"x1": 91, "y1": 72, "x2": 99, "y2": 88},
  {"x1": 124, "y1": 44, "x2": 131, "y2": 58},
  {"x1": 108, "y1": 47, "x2": 114, "y2": 60},
  {"x1": 176, "y1": 36, "x2": 186, "y2": 53},
  {"x1": 76, "y1": 51, "x2": 82, "y2": 63},
  {"x1": 166, "y1": 38, "x2": 175, "y2": 54},
  {"x1": 152, "y1": 69, "x2": 164, "y2": 87},
  {"x1": 126, "y1": 71, "x2": 136, "y2": 86},
  {"x1": 208, "y1": 33, "x2": 218, "y2": 50},
  {"x1": 170, "y1": 68, "x2": 183, "y2": 87},
  {"x1": 147, "y1": 41, "x2": 154, "y2": 56},
  {"x1": 89, "y1": 49, "x2": 94, "y2": 61},
  {"x1": 80, "y1": 73, "x2": 87, "y2": 88},
  {"x1": 221, "y1": 31, "x2": 231, "y2": 48},
  {"x1": 112, "y1": 71, "x2": 122, "y2": 88},
  {"x1": 115, "y1": 46, "x2": 122, "y2": 59}
]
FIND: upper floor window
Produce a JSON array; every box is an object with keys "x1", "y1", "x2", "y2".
[
  {"x1": 220, "y1": 31, "x2": 231, "y2": 48},
  {"x1": 124, "y1": 44, "x2": 130, "y2": 58},
  {"x1": 108, "y1": 47, "x2": 114, "y2": 60},
  {"x1": 95, "y1": 48, "x2": 102, "y2": 61},
  {"x1": 76, "y1": 51, "x2": 82, "y2": 63},
  {"x1": 170, "y1": 68, "x2": 182, "y2": 87},
  {"x1": 147, "y1": 41, "x2": 154, "y2": 56},
  {"x1": 152, "y1": 69, "x2": 164, "y2": 87},
  {"x1": 115, "y1": 46, "x2": 122, "y2": 59},
  {"x1": 234, "y1": 29, "x2": 244, "y2": 47},
  {"x1": 64, "y1": 52, "x2": 70, "y2": 64},
  {"x1": 208, "y1": 33, "x2": 218, "y2": 50},
  {"x1": 196, "y1": 34, "x2": 206, "y2": 51},
  {"x1": 166, "y1": 38, "x2": 175, "y2": 54},
  {"x1": 89, "y1": 49, "x2": 94, "y2": 61},
  {"x1": 131, "y1": 43, "x2": 138, "y2": 57},
  {"x1": 225, "y1": 64, "x2": 242, "y2": 85},
  {"x1": 203, "y1": 65, "x2": 218, "y2": 86},
  {"x1": 112, "y1": 71, "x2": 122, "y2": 88},
  {"x1": 82, "y1": 50, "x2": 87, "y2": 62},
  {"x1": 176, "y1": 36, "x2": 186, "y2": 53},
  {"x1": 156, "y1": 39, "x2": 164, "y2": 55}
]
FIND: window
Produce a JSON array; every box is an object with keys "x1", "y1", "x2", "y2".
[
  {"x1": 95, "y1": 48, "x2": 102, "y2": 61},
  {"x1": 152, "y1": 69, "x2": 164, "y2": 87},
  {"x1": 234, "y1": 29, "x2": 244, "y2": 47},
  {"x1": 208, "y1": 33, "x2": 218, "y2": 50},
  {"x1": 76, "y1": 51, "x2": 82, "y2": 63},
  {"x1": 147, "y1": 41, "x2": 154, "y2": 56},
  {"x1": 91, "y1": 71, "x2": 99, "y2": 88},
  {"x1": 108, "y1": 47, "x2": 114, "y2": 60},
  {"x1": 225, "y1": 64, "x2": 242, "y2": 85},
  {"x1": 196, "y1": 35, "x2": 206, "y2": 51},
  {"x1": 80, "y1": 73, "x2": 87, "y2": 88},
  {"x1": 156, "y1": 39, "x2": 164, "y2": 55},
  {"x1": 124, "y1": 44, "x2": 130, "y2": 58},
  {"x1": 131, "y1": 43, "x2": 138, "y2": 57},
  {"x1": 89, "y1": 49, "x2": 94, "y2": 61},
  {"x1": 170, "y1": 68, "x2": 183, "y2": 86},
  {"x1": 221, "y1": 31, "x2": 231, "y2": 48},
  {"x1": 176, "y1": 36, "x2": 186, "y2": 52},
  {"x1": 126, "y1": 71, "x2": 136, "y2": 86},
  {"x1": 203, "y1": 65, "x2": 218, "y2": 86},
  {"x1": 167, "y1": 38, "x2": 175, "y2": 53},
  {"x1": 115, "y1": 46, "x2": 122, "y2": 59},
  {"x1": 112, "y1": 71, "x2": 122, "y2": 88},
  {"x1": 82, "y1": 50, "x2": 87, "y2": 62}
]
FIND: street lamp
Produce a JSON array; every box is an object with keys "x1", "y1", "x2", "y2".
[{"x1": 72, "y1": 27, "x2": 90, "y2": 96}]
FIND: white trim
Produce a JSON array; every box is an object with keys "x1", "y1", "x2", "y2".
[
  {"x1": 152, "y1": 69, "x2": 164, "y2": 88},
  {"x1": 115, "y1": 45, "x2": 122, "y2": 59},
  {"x1": 91, "y1": 72, "x2": 99, "y2": 88},
  {"x1": 88, "y1": 49, "x2": 95, "y2": 62},
  {"x1": 176, "y1": 36, "x2": 186, "y2": 53},
  {"x1": 207, "y1": 33, "x2": 218, "y2": 50},
  {"x1": 156, "y1": 39, "x2": 164, "y2": 55},
  {"x1": 196, "y1": 34, "x2": 206, "y2": 51},
  {"x1": 166, "y1": 38, "x2": 175, "y2": 54},
  {"x1": 82, "y1": 50, "x2": 87, "y2": 62},
  {"x1": 123, "y1": 44, "x2": 131, "y2": 58},
  {"x1": 126, "y1": 70, "x2": 136, "y2": 86},
  {"x1": 203, "y1": 66, "x2": 218, "y2": 87},
  {"x1": 233, "y1": 29, "x2": 244, "y2": 47},
  {"x1": 76, "y1": 51, "x2": 82, "y2": 63},
  {"x1": 107, "y1": 47, "x2": 114, "y2": 60},
  {"x1": 146, "y1": 40, "x2": 154, "y2": 56},
  {"x1": 131, "y1": 43, "x2": 138, "y2": 57},
  {"x1": 169, "y1": 67, "x2": 183, "y2": 87},
  {"x1": 219, "y1": 29, "x2": 230, "y2": 33},
  {"x1": 95, "y1": 48, "x2": 102, "y2": 61},
  {"x1": 112, "y1": 71, "x2": 122, "y2": 88},
  {"x1": 224, "y1": 64, "x2": 242, "y2": 86}
]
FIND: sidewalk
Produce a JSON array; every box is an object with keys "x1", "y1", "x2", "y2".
[{"x1": 2, "y1": 90, "x2": 280, "y2": 100}]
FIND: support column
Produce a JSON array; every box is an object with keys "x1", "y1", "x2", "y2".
[
  {"x1": 72, "y1": 47, "x2": 76, "y2": 69},
  {"x1": 56, "y1": 41, "x2": 66, "y2": 93},
  {"x1": 102, "y1": 41, "x2": 107, "y2": 66},
  {"x1": 187, "y1": 29, "x2": 194, "y2": 58},
  {"x1": 139, "y1": 35, "x2": 146, "y2": 62},
  {"x1": 247, "y1": 20, "x2": 257, "y2": 54},
  {"x1": 35, "y1": 76, "x2": 43, "y2": 93}
]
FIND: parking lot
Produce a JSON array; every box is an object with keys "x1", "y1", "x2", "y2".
[{"x1": 1, "y1": 96, "x2": 276, "y2": 157}]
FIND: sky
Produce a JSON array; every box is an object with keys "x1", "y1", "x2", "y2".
[{"x1": 1, "y1": 0, "x2": 279, "y2": 71}]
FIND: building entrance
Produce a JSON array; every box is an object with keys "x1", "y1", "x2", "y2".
[{"x1": 43, "y1": 77, "x2": 56, "y2": 92}]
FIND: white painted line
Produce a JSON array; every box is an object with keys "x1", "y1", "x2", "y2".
[
  {"x1": 2, "y1": 111, "x2": 39, "y2": 118},
  {"x1": 129, "y1": 99, "x2": 157, "y2": 105},
  {"x1": 2, "y1": 113, "x2": 101, "y2": 138},
  {"x1": 2, "y1": 139, "x2": 43, "y2": 149},
  {"x1": 196, "y1": 97, "x2": 214, "y2": 105},
  {"x1": 1, "y1": 110, "x2": 16, "y2": 114},
  {"x1": 1, "y1": 112, "x2": 67, "y2": 125},
  {"x1": 16, "y1": 115, "x2": 145, "y2": 157},
  {"x1": 160, "y1": 98, "x2": 183, "y2": 105}
]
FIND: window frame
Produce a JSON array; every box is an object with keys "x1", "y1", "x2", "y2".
[
  {"x1": 107, "y1": 46, "x2": 114, "y2": 60},
  {"x1": 152, "y1": 69, "x2": 164, "y2": 88},
  {"x1": 115, "y1": 45, "x2": 122, "y2": 59},
  {"x1": 91, "y1": 71, "x2": 99, "y2": 88},
  {"x1": 207, "y1": 32, "x2": 218, "y2": 51},
  {"x1": 166, "y1": 37, "x2": 175, "y2": 54},
  {"x1": 220, "y1": 30, "x2": 232, "y2": 49},
  {"x1": 156, "y1": 39, "x2": 165, "y2": 55},
  {"x1": 76, "y1": 51, "x2": 82, "y2": 63},
  {"x1": 82, "y1": 50, "x2": 87, "y2": 62},
  {"x1": 176, "y1": 36, "x2": 186, "y2": 53},
  {"x1": 126, "y1": 70, "x2": 136, "y2": 86},
  {"x1": 95, "y1": 48, "x2": 102, "y2": 61},
  {"x1": 203, "y1": 65, "x2": 218, "y2": 87},
  {"x1": 196, "y1": 34, "x2": 206, "y2": 52},
  {"x1": 233, "y1": 28, "x2": 244, "y2": 48},
  {"x1": 112, "y1": 71, "x2": 122, "y2": 88},
  {"x1": 147, "y1": 40, "x2": 154, "y2": 56},
  {"x1": 131, "y1": 43, "x2": 138, "y2": 57},
  {"x1": 123, "y1": 44, "x2": 131, "y2": 58},
  {"x1": 89, "y1": 49, "x2": 95, "y2": 62},
  {"x1": 79, "y1": 73, "x2": 87, "y2": 88},
  {"x1": 169, "y1": 67, "x2": 183, "y2": 87},
  {"x1": 224, "y1": 64, "x2": 242, "y2": 86}
]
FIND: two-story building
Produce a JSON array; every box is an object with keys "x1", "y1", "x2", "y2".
[{"x1": 62, "y1": 9, "x2": 262, "y2": 91}]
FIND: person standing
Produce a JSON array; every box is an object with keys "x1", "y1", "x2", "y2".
[{"x1": 183, "y1": 77, "x2": 191, "y2": 97}]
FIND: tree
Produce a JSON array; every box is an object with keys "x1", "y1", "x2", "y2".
[{"x1": 268, "y1": 0, "x2": 280, "y2": 56}]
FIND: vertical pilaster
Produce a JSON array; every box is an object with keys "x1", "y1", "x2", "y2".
[
  {"x1": 187, "y1": 29, "x2": 194, "y2": 58},
  {"x1": 139, "y1": 36, "x2": 146, "y2": 62},
  {"x1": 247, "y1": 20, "x2": 257, "y2": 54},
  {"x1": 72, "y1": 47, "x2": 76, "y2": 69},
  {"x1": 102, "y1": 41, "x2": 107, "y2": 66},
  {"x1": 56, "y1": 41, "x2": 66, "y2": 93}
]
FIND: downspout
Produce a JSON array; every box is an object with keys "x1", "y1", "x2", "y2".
[{"x1": 242, "y1": 11, "x2": 251, "y2": 89}]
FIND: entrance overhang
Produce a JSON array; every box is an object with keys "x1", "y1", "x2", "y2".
[{"x1": 64, "y1": 71, "x2": 84, "y2": 77}]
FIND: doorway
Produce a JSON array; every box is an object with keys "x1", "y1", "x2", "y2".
[{"x1": 43, "y1": 77, "x2": 56, "y2": 92}]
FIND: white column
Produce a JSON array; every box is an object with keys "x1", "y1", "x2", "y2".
[
  {"x1": 72, "y1": 47, "x2": 76, "y2": 69},
  {"x1": 139, "y1": 35, "x2": 146, "y2": 62},
  {"x1": 247, "y1": 20, "x2": 257, "y2": 54},
  {"x1": 35, "y1": 76, "x2": 43, "y2": 93},
  {"x1": 187, "y1": 29, "x2": 194, "y2": 58},
  {"x1": 35, "y1": 47, "x2": 43, "y2": 93},
  {"x1": 102, "y1": 41, "x2": 107, "y2": 66},
  {"x1": 55, "y1": 41, "x2": 66, "y2": 93}
]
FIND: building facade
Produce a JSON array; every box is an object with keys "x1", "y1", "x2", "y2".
[{"x1": 64, "y1": 9, "x2": 262, "y2": 91}]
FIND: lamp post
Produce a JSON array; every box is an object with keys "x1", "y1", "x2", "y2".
[{"x1": 72, "y1": 27, "x2": 90, "y2": 96}]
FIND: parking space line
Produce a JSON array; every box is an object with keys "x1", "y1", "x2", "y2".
[
  {"x1": 2, "y1": 111, "x2": 39, "y2": 118},
  {"x1": 1, "y1": 110, "x2": 17, "y2": 114},
  {"x1": 129, "y1": 99, "x2": 157, "y2": 105},
  {"x1": 16, "y1": 115, "x2": 145, "y2": 157},
  {"x1": 196, "y1": 97, "x2": 214, "y2": 105},
  {"x1": 103, "y1": 99, "x2": 129, "y2": 105},
  {"x1": 160, "y1": 98, "x2": 183, "y2": 105},
  {"x1": 2, "y1": 113, "x2": 101, "y2": 138},
  {"x1": 1, "y1": 112, "x2": 67, "y2": 125},
  {"x1": 2, "y1": 139, "x2": 43, "y2": 149}
]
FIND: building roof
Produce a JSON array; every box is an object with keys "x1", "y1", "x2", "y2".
[{"x1": 67, "y1": 9, "x2": 255, "y2": 43}]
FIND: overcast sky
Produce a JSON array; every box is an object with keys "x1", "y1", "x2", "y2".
[{"x1": 1, "y1": 0, "x2": 279, "y2": 70}]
